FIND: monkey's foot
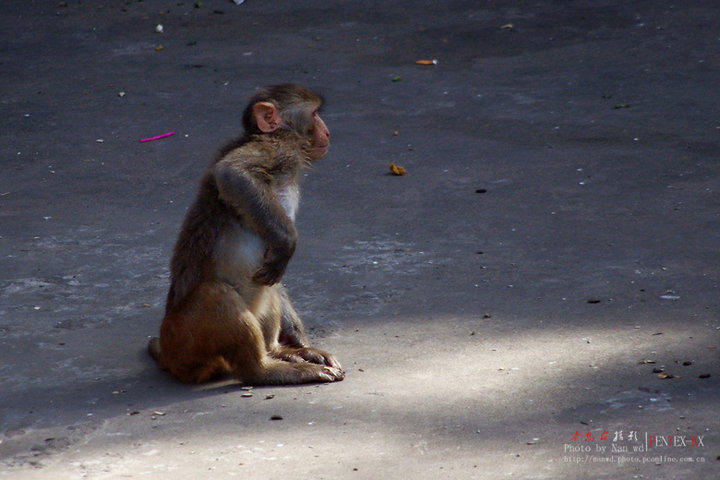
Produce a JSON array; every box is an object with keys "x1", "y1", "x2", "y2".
[
  {"x1": 316, "y1": 365, "x2": 345, "y2": 382},
  {"x1": 273, "y1": 346, "x2": 343, "y2": 371},
  {"x1": 250, "y1": 360, "x2": 344, "y2": 385},
  {"x1": 305, "y1": 361, "x2": 345, "y2": 382}
]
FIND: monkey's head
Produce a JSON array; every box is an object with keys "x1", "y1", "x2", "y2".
[{"x1": 243, "y1": 84, "x2": 330, "y2": 160}]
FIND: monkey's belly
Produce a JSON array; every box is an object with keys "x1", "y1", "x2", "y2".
[{"x1": 214, "y1": 223, "x2": 265, "y2": 282}]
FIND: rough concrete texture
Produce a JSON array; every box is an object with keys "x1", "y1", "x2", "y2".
[{"x1": 1, "y1": 1, "x2": 719, "y2": 478}]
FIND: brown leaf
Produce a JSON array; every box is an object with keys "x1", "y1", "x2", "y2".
[{"x1": 389, "y1": 163, "x2": 406, "y2": 176}]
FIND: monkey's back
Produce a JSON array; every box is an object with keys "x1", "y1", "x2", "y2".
[{"x1": 165, "y1": 173, "x2": 224, "y2": 311}]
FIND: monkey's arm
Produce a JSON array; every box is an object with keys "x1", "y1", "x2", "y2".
[
  {"x1": 277, "y1": 285, "x2": 310, "y2": 347},
  {"x1": 213, "y1": 160, "x2": 297, "y2": 285}
]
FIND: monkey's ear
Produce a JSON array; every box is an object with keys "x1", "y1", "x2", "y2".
[{"x1": 253, "y1": 102, "x2": 282, "y2": 133}]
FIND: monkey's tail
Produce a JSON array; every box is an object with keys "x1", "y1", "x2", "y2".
[{"x1": 148, "y1": 337, "x2": 162, "y2": 363}]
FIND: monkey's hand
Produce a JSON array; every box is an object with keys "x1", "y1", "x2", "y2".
[
  {"x1": 307, "y1": 349, "x2": 343, "y2": 371},
  {"x1": 272, "y1": 347, "x2": 345, "y2": 380},
  {"x1": 252, "y1": 212, "x2": 297, "y2": 285},
  {"x1": 253, "y1": 242, "x2": 295, "y2": 285}
]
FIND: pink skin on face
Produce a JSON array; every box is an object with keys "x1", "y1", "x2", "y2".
[{"x1": 309, "y1": 112, "x2": 330, "y2": 160}]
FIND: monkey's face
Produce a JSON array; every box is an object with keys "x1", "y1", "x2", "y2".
[{"x1": 309, "y1": 110, "x2": 330, "y2": 160}]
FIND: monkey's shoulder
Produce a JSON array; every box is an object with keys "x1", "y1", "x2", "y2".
[{"x1": 219, "y1": 133, "x2": 309, "y2": 174}]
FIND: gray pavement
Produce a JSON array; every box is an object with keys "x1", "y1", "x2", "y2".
[{"x1": 1, "y1": 1, "x2": 719, "y2": 478}]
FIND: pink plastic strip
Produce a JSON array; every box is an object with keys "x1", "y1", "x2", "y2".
[{"x1": 139, "y1": 131, "x2": 176, "y2": 143}]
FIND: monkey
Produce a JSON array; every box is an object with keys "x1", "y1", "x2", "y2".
[{"x1": 147, "y1": 84, "x2": 344, "y2": 386}]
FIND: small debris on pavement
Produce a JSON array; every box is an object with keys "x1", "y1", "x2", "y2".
[{"x1": 389, "y1": 163, "x2": 406, "y2": 176}]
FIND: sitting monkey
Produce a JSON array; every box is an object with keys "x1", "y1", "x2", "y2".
[{"x1": 148, "y1": 84, "x2": 344, "y2": 385}]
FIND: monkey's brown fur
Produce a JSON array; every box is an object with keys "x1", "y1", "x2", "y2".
[{"x1": 148, "y1": 85, "x2": 343, "y2": 386}]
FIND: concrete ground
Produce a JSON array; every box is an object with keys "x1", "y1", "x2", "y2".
[{"x1": 1, "y1": 1, "x2": 718, "y2": 478}]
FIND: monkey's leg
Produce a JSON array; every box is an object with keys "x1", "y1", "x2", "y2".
[
  {"x1": 160, "y1": 282, "x2": 342, "y2": 385},
  {"x1": 156, "y1": 292, "x2": 232, "y2": 383},
  {"x1": 229, "y1": 286, "x2": 344, "y2": 385},
  {"x1": 273, "y1": 285, "x2": 344, "y2": 372}
]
